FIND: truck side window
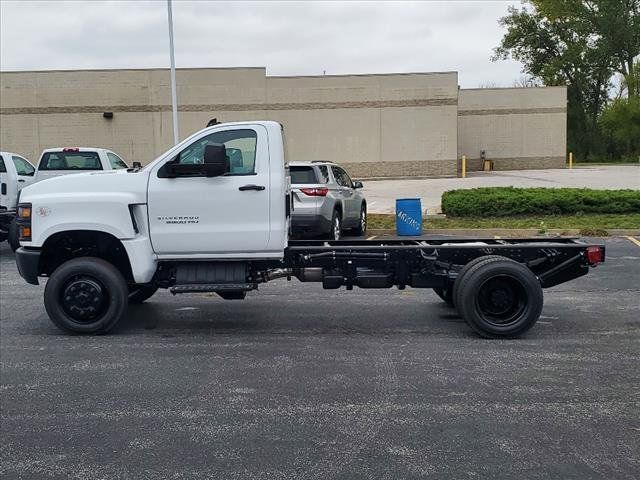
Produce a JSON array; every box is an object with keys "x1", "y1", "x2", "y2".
[
  {"x1": 107, "y1": 152, "x2": 128, "y2": 170},
  {"x1": 12, "y1": 156, "x2": 35, "y2": 176},
  {"x1": 176, "y1": 129, "x2": 258, "y2": 175},
  {"x1": 0, "y1": 156, "x2": 6, "y2": 173}
]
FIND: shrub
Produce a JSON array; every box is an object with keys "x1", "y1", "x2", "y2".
[{"x1": 441, "y1": 188, "x2": 640, "y2": 217}]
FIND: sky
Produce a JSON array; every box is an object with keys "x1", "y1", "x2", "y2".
[{"x1": 0, "y1": 0, "x2": 525, "y2": 88}]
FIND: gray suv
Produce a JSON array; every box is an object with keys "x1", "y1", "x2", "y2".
[{"x1": 290, "y1": 161, "x2": 366, "y2": 240}]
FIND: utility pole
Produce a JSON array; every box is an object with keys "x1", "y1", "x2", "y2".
[{"x1": 167, "y1": 0, "x2": 179, "y2": 144}]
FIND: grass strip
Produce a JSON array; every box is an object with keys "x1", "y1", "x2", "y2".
[{"x1": 368, "y1": 213, "x2": 640, "y2": 234}]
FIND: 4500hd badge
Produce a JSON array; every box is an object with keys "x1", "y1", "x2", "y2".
[{"x1": 157, "y1": 216, "x2": 199, "y2": 224}]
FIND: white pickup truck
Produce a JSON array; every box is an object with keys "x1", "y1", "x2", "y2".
[
  {"x1": 14, "y1": 121, "x2": 605, "y2": 338},
  {"x1": 0, "y1": 151, "x2": 36, "y2": 249},
  {"x1": 33, "y1": 147, "x2": 130, "y2": 183}
]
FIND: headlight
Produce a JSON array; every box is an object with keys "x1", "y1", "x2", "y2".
[{"x1": 16, "y1": 203, "x2": 32, "y2": 241}]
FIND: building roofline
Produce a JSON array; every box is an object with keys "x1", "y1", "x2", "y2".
[
  {"x1": 461, "y1": 86, "x2": 567, "y2": 92},
  {"x1": 0, "y1": 67, "x2": 458, "y2": 79},
  {"x1": 0, "y1": 66, "x2": 267, "y2": 74},
  {"x1": 270, "y1": 71, "x2": 458, "y2": 79}
]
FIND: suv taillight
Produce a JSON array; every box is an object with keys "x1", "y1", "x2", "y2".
[
  {"x1": 17, "y1": 203, "x2": 32, "y2": 242},
  {"x1": 300, "y1": 187, "x2": 329, "y2": 197}
]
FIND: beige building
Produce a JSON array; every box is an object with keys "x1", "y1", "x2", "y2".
[{"x1": 0, "y1": 67, "x2": 566, "y2": 178}]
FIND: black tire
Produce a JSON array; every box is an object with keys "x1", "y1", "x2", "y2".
[
  {"x1": 452, "y1": 255, "x2": 505, "y2": 310},
  {"x1": 354, "y1": 204, "x2": 367, "y2": 236},
  {"x1": 44, "y1": 257, "x2": 128, "y2": 334},
  {"x1": 329, "y1": 210, "x2": 342, "y2": 241},
  {"x1": 128, "y1": 285, "x2": 158, "y2": 304},
  {"x1": 433, "y1": 286, "x2": 454, "y2": 307},
  {"x1": 454, "y1": 256, "x2": 543, "y2": 339},
  {"x1": 8, "y1": 219, "x2": 20, "y2": 252}
]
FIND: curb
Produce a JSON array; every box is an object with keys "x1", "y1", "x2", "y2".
[{"x1": 366, "y1": 228, "x2": 640, "y2": 238}]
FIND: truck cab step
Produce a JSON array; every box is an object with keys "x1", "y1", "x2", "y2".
[{"x1": 170, "y1": 283, "x2": 255, "y2": 294}]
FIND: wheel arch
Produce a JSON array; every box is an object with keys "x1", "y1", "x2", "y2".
[{"x1": 39, "y1": 229, "x2": 134, "y2": 283}]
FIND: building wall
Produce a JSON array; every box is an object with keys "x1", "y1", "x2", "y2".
[
  {"x1": 0, "y1": 68, "x2": 459, "y2": 177},
  {"x1": 0, "y1": 68, "x2": 566, "y2": 178},
  {"x1": 457, "y1": 87, "x2": 567, "y2": 172}
]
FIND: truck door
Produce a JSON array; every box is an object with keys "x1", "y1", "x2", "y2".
[
  {"x1": 11, "y1": 155, "x2": 36, "y2": 192},
  {"x1": 0, "y1": 155, "x2": 18, "y2": 211},
  {"x1": 147, "y1": 125, "x2": 271, "y2": 256}
]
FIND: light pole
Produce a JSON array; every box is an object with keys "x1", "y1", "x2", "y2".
[{"x1": 167, "y1": 0, "x2": 179, "y2": 145}]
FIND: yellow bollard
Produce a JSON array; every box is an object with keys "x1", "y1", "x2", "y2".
[
  {"x1": 569, "y1": 152, "x2": 573, "y2": 169},
  {"x1": 462, "y1": 155, "x2": 466, "y2": 178}
]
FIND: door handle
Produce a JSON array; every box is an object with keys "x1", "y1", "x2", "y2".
[
  {"x1": 18, "y1": 179, "x2": 25, "y2": 183},
  {"x1": 239, "y1": 184, "x2": 265, "y2": 191}
]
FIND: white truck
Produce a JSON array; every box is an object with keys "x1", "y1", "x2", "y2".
[
  {"x1": 0, "y1": 151, "x2": 36, "y2": 249},
  {"x1": 2, "y1": 147, "x2": 130, "y2": 250},
  {"x1": 33, "y1": 147, "x2": 130, "y2": 183},
  {"x1": 14, "y1": 121, "x2": 605, "y2": 338}
]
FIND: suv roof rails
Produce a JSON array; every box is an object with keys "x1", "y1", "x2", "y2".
[{"x1": 310, "y1": 160, "x2": 336, "y2": 164}]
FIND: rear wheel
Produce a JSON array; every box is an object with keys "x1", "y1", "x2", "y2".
[
  {"x1": 452, "y1": 255, "x2": 504, "y2": 310},
  {"x1": 454, "y1": 256, "x2": 543, "y2": 339},
  {"x1": 44, "y1": 257, "x2": 128, "y2": 334},
  {"x1": 329, "y1": 210, "x2": 342, "y2": 241},
  {"x1": 354, "y1": 204, "x2": 367, "y2": 236},
  {"x1": 8, "y1": 219, "x2": 20, "y2": 252},
  {"x1": 128, "y1": 285, "x2": 158, "y2": 304}
]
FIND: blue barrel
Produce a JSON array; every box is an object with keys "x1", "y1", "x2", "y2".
[{"x1": 396, "y1": 198, "x2": 423, "y2": 236}]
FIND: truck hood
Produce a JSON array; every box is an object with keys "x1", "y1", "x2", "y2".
[{"x1": 20, "y1": 169, "x2": 149, "y2": 204}]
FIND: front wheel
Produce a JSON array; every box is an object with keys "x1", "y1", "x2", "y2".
[
  {"x1": 44, "y1": 257, "x2": 128, "y2": 334},
  {"x1": 455, "y1": 256, "x2": 543, "y2": 339},
  {"x1": 8, "y1": 219, "x2": 20, "y2": 252}
]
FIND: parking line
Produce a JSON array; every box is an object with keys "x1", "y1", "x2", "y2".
[
  {"x1": 367, "y1": 235, "x2": 377, "y2": 240},
  {"x1": 625, "y1": 236, "x2": 640, "y2": 248}
]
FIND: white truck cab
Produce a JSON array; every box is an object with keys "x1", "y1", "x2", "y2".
[
  {"x1": 16, "y1": 121, "x2": 288, "y2": 285},
  {"x1": 34, "y1": 147, "x2": 129, "y2": 183}
]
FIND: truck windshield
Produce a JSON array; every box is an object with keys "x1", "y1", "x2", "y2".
[
  {"x1": 290, "y1": 166, "x2": 318, "y2": 184},
  {"x1": 39, "y1": 152, "x2": 102, "y2": 171}
]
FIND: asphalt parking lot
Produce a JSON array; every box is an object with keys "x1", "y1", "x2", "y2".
[{"x1": 1, "y1": 237, "x2": 639, "y2": 479}]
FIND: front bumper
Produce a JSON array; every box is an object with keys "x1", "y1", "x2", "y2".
[{"x1": 15, "y1": 247, "x2": 40, "y2": 285}]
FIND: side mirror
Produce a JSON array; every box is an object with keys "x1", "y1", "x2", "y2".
[
  {"x1": 132, "y1": 161, "x2": 142, "y2": 169},
  {"x1": 203, "y1": 143, "x2": 229, "y2": 177},
  {"x1": 353, "y1": 180, "x2": 364, "y2": 189}
]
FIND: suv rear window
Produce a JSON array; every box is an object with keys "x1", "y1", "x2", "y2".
[
  {"x1": 39, "y1": 152, "x2": 102, "y2": 171},
  {"x1": 290, "y1": 166, "x2": 319, "y2": 184}
]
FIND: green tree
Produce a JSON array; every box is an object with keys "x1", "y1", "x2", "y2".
[
  {"x1": 599, "y1": 96, "x2": 640, "y2": 157},
  {"x1": 494, "y1": 0, "x2": 640, "y2": 159}
]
